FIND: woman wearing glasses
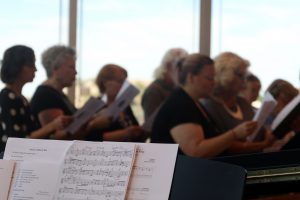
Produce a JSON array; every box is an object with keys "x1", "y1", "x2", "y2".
[{"x1": 201, "y1": 52, "x2": 272, "y2": 154}]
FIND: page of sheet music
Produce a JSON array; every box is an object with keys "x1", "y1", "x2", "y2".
[
  {"x1": 247, "y1": 92, "x2": 277, "y2": 141},
  {"x1": 0, "y1": 160, "x2": 15, "y2": 200},
  {"x1": 271, "y1": 93, "x2": 300, "y2": 131},
  {"x1": 65, "y1": 97, "x2": 105, "y2": 135},
  {"x1": 54, "y1": 141, "x2": 136, "y2": 200},
  {"x1": 100, "y1": 81, "x2": 139, "y2": 120},
  {"x1": 4, "y1": 138, "x2": 73, "y2": 162},
  {"x1": 8, "y1": 161, "x2": 60, "y2": 200},
  {"x1": 125, "y1": 143, "x2": 178, "y2": 200}
]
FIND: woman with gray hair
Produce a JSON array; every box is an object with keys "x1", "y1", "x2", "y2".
[
  {"x1": 31, "y1": 45, "x2": 78, "y2": 121},
  {"x1": 31, "y1": 45, "x2": 141, "y2": 141},
  {"x1": 141, "y1": 48, "x2": 188, "y2": 121},
  {"x1": 31, "y1": 45, "x2": 109, "y2": 140},
  {"x1": 201, "y1": 52, "x2": 272, "y2": 154}
]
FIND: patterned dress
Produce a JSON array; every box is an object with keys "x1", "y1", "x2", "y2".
[{"x1": 0, "y1": 88, "x2": 40, "y2": 152}]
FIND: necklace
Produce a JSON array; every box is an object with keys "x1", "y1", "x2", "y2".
[
  {"x1": 223, "y1": 103, "x2": 243, "y2": 120},
  {"x1": 211, "y1": 95, "x2": 244, "y2": 120}
]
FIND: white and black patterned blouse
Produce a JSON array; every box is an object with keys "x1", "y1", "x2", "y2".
[{"x1": 0, "y1": 88, "x2": 40, "y2": 152}]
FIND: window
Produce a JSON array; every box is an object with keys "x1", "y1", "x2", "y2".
[
  {"x1": 0, "y1": 0, "x2": 69, "y2": 98},
  {"x1": 77, "y1": 0, "x2": 200, "y2": 121},
  {"x1": 212, "y1": 0, "x2": 300, "y2": 93}
]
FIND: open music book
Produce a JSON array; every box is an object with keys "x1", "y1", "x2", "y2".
[
  {"x1": 65, "y1": 97, "x2": 106, "y2": 135},
  {"x1": 100, "y1": 81, "x2": 140, "y2": 121},
  {"x1": 65, "y1": 81, "x2": 139, "y2": 135},
  {"x1": 247, "y1": 92, "x2": 277, "y2": 141},
  {"x1": 1, "y1": 138, "x2": 178, "y2": 200},
  {"x1": 271, "y1": 93, "x2": 300, "y2": 138}
]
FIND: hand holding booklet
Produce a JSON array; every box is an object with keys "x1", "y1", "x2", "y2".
[
  {"x1": 271, "y1": 93, "x2": 300, "y2": 138},
  {"x1": 247, "y1": 92, "x2": 277, "y2": 141},
  {"x1": 100, "y1": 81, "x2": 139, "y2": 121},
  {"x1": 65, "y1": 97, "x2": 106, "y2": 135},
  {"x1": 1, "y1": 138, "x2": 178, "y2": 200}
]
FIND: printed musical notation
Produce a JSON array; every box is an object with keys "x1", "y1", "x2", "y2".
[
  {"x1": 67, "y1": 148, "x2": 134, "y2": 158},
  {"x1": 4, "y1": 138, "x2": 178, "y2": 200},
  {"x1": 62, "y1": 167, "x2": 129, "y2": 178},
  {"x1": 126, "y1": 144, "x2": 178, "y2": 200},
  {"x1": 131, "y1": 166, "x2": 154, "y2": 178},
  {"x1": 58, "y1": 187, "x2": 124, "y2": 197},
  {"x1": 60, "y1": 175, "x2": 126, "y2": 187},
  {"x1": 64, "y1": 158, "x2": 131, "y2": 167},
  {"x1": 55, "y1": 141, "x2": 136, "y2": 200}
]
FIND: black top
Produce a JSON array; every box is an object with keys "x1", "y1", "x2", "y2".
[
  {"x1": 31, "y1": 85, "x2": 77, "y2": 116},
  {"x1": 0, "y1": 88, "x2": 40, "y2": 152},
  {"x1": 151, "y1": 87, "x2": 220, "y2": 154}
]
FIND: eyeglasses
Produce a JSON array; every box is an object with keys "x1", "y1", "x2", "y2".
[{"x1": 234, "y1": 71, "x2": 246, "y2": 80}]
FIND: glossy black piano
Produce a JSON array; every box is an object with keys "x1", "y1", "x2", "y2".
[{"x1": 215, "y1": 145, "x2": 300, "y2": 199}]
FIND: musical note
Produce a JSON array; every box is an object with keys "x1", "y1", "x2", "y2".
[{"x1": 55, "y1": 141, "x2": 136, "y2": 200}]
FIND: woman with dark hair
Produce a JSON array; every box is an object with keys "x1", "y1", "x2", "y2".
[
  {"x1": 151, "y1": 53, "x2": 257, "y2": 158},
  {"x1": 0, "y1": 45, "x2": 71, "y2": 152},
  {"x1": 239, "y1": 72, "x2": 261, "y2": 106}
]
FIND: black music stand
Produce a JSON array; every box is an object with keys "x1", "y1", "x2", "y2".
[{"x1": 169, "y1": 155, "x2": 246, "y2": 200}]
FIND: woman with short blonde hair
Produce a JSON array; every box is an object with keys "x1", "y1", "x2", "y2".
[{"x1": 202, "y1": 51, "x2": 272, "y2": 154}]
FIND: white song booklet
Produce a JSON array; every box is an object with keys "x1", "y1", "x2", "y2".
[{"x1": 1, "y1": 138, "x2": 178, "y2": 200}]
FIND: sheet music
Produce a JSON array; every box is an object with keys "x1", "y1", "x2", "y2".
[
  {"x1": 9, "y1": 161, "x2": 60, "y2": 200},
  {"x1": 101, "y1": 81, "x2": 139, "y2": 120},
  {"x1": 247, "y1": 92, "x2": 277, "y2": 141},
  {"x1": 125, "y1": 143, "x2": 178, "y2": 200},
  {"x1": 0, "y1": 160, "x2": 15, "y2": 200},
  {"x1": 3, "y1": 139, "x2": 178, "y2": 200},
  {"x1": 54, "y1": 141, "x2": 136, "y2": 200},
  {"x1": 65, "y1": 97, "x2": 106, "y2": 135},
  {"x1": 4, "y1": 138, "x2": 73, "y2": 162},
  {"x1": 116, "y1": 80, "x2": 131, "y2": 100},
  {"x1": 271, "y1": 93, "x2": 300, "y2": 131}
]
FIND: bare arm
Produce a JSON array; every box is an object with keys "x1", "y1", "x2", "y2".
[
  {"x1": 170, "y1": 123, "x2": 236, "y2": 158},
  {"x1": 30, "y1": 115, "x2": 73, "y2": 139},
  {"x1": 37, "y1": 108, "x2": 85, "y2": 140},
  {"x1": 30, "y1": 122, "x2": 58, "y2": 139},
  {"x1": 103, "y1": 125, "x2": 146, "y2": 142},
  {"x1": 170, "y1": 121, "x2": 257, "y2": 158},
  {"x1": 227, "y1": 128, "x2": 274, "y2": 153},
  {"x1": 86, "y1": 116, "x2": 112, "y2": 131},
  {"x1": 38, "y1": 108, "x2": 64, "y2": 126}
]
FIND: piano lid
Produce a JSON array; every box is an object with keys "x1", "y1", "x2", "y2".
[{"x1": 214, "y1": 148, "x2": 300, "y2": 171}]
